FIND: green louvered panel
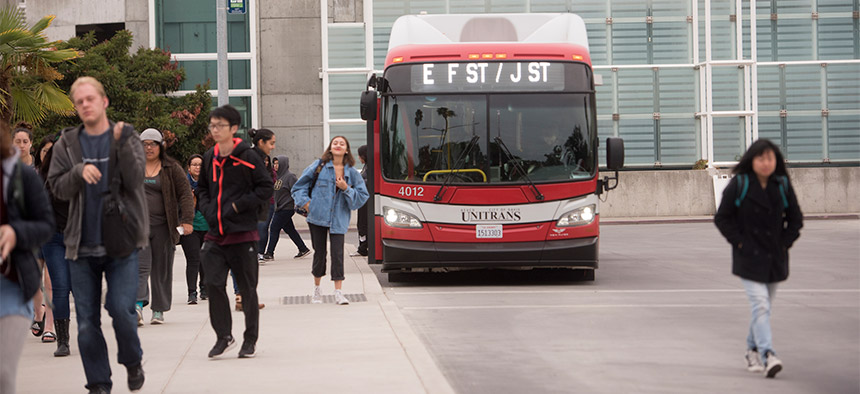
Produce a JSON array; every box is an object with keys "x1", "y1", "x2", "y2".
[
  {"x1": 657, "y1": 68, "x2": 697, "y2": 165},
  {"x1": 587, "y1": 22, "x2": 609, "y2": 65},
  {"x1": 616, "y1": 68, "x2": 655, "y2": 164},
  {"x1": 713, "y1": 116, "x2": 746, "y2": 162},
  {"x1": 757, "y1": 116, "x2": 783, "y2": 149},
  {"x1": 449, "y1": 0, "x2": 526, "y2": 14},
  {"x1": 329, "y1": 74, "x2": 368, "y2": 120},
  {"x1": 329, "y1": 26, "x2": 366, "y2": 69},
  {"x1": 756, "y1": 0, "x2": 815, "y2": 62},
  {"x1": 756, "y1": 66, "x2": 782, "y2": 113},
  {"x1": 700, "y1": 0, "x2": 737, "y2": 61},
  {"x1": 828, "y1": 115, "x2": 860, "y2": 160},
  {"x1": 827, "y1": 64, "x2": 860, "y2": 111},
  {"x1": 785, "y1": 64, "x2": 820, "y2": 112},
  {"x1": 826, "y1": 63, "x2": 860, "y2": 161},
  {"x1": 531, "y1": 0, "x2": 607, "y2": 19},
  {"x1": 711, "y1": 66, "x2": 743, "y2": 112},
  {"x1": 653, "y1": 20, "x2": 691, "y2": 64}
]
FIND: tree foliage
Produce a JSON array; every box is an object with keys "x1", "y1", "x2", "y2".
[
  {"x1": 37, "y1": 30, "x2": 212, "y2": 165},
  {"x1": 0, "y1": 7, "x2": 79, "y2": 128}
]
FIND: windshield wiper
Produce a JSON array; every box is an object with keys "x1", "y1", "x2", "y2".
[
  {"x1": 434, "y1": 135, "x2": 481, "y2": 201},
  {"x1": 494, "y1": 136, "x2": 545, "y2": 201}
]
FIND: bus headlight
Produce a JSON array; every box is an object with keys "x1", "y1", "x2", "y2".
[
  {"x1": 556, "y1": 204, "x2": 596, "y2": 227},
  {"x1": 383, "y1": 206, "x2": 423, "y2": 228}
]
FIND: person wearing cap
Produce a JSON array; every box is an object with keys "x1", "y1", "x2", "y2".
[{"x1": 134, "y1": 128, "x2": 194, "y2": 325}]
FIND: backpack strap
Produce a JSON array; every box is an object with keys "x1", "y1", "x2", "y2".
[
  {"x1": 734, "y1": 174, "x2": 749, "y2": 208},
  {"x1": 777, "y1": 175, "x2": 789, "y2": 209},
  {"x1": 307, "y1": 160, "x2": 326, "y2": 198}
]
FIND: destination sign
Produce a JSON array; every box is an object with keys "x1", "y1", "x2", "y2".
[{"x1": 410, "y1": 62, "x2": 566, "y2": 92}]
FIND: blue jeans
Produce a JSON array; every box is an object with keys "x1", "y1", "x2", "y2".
[
  {"x1": 41, "y1": 232, "x2": 72, "y2": 319},
  {"x1": 265, "y1": 209, "x2": 309, "y2": 255},
  {"x1": 742, "y1": 279, "x2": 778, "y2": 363},
  {"x1": 257, "y1": 203, "x2": 275, "y2": 254},
  {"x1": 69, "y1": 251, "x2": 143, "y2": 391}
]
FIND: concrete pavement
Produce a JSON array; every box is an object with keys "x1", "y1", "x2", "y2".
[{"x1": 15, "y1": 237, "x2": 454, "y2": 394}]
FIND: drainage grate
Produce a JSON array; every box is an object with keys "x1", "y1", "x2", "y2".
[{"x1": 281, "y1": 293, "x2": 367, "y2": 305}]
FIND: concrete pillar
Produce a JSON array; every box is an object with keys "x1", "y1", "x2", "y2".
[{"x1": 258, "y1": 0, "x2": 324, "y2": 169}]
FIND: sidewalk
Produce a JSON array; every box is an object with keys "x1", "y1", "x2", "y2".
[{"x1": 15, "y1": 235, "x2": 454, "y2": 394}]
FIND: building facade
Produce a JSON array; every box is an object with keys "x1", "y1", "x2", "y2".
[{"x1": 18, "y1": 0, "x2": 860, "y2": 214}]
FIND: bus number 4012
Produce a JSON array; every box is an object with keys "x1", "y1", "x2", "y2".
[{"x1": 398, "y1": 186, "x2": 424, "y2": 197}]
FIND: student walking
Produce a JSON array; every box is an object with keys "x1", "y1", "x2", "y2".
[
  {"x1": 198, "y1": 105, "x2": 272, "y2": 359},
  {"x1": 0, "y1": 122, "x2": 55, "y2": 393},
  {"x1": 249, "y1": 128, "x2": 276, "y2": 262},
  {"x1": 48, "y1": 76, "x2": 148, "y2": 393},
  {"x1": 355, "y1": 145, "x2": 369, "y2": 257},
  {"x1": 38, "y1": 133, "x2": 74, "y2": 357},
  {"x1": 179, "y1": 154, "x2": 209, "y2": 304},
  {"x1": 292, "y1": 136, "x2": 368, "y2": 305},
  {"x1": 264, "y1": 155, "x2": 311, "y2": 259},
  {"x1": 135, "y1": 128, "x2": 194, "y2": 325},
  {"x1": 714, "y1": 138, "x2": 803, "y2": 379}
]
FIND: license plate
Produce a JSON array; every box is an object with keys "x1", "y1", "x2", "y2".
[{"x1": 476, "y1": 225, "x2": 503, "y2": 239}]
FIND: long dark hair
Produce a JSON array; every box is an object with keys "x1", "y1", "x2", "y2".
[
  {"x1": 34, "y1": 133, "x2": 57, "y2": 169},
  {"x1": 320, "y1": 135, "x2": 355, "y2": 167},
  {"x1": 248, "y1": 128, "x2": 274, "y2": 146},
  {"x1": 732, "y1": 139, "x2": 789, "y2": 179}
]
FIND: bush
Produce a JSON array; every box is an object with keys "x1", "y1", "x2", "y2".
[{"x1": 37, "y1": 30, "x2": 212, "y2": 165}]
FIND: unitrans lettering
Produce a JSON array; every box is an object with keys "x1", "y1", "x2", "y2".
[{"x1": 461, "y1": 209, "x2": 522, "y2": 222}]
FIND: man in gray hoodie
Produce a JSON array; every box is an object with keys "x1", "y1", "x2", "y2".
[
  {"x1": 264, "y1": 155, "x2": 311, "y2": 259},
  {"x1": 48, "y1": 76, "x2": 147, "y2": 393}
]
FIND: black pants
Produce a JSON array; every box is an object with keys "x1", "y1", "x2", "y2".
[
  {"x1": 308, "y1": 223, "x2": 345, "y2": 281},
  {"x1": 201, "y1": 241, "x2": 259, "y2": 344},
  {"x1": 179, "y1": 230, "x2": 206, "y2": 295}
]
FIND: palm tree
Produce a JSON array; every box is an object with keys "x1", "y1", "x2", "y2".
[{"x1": 0, "y1": 6, "x2": 79, "y2": 129}]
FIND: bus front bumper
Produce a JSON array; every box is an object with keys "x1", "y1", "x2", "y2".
[{"x1": 380, "y1": 237, "x2": 598, "y2": 272}]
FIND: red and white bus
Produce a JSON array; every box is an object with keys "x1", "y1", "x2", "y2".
[{"x1": 360, "y1": 13, "x2": 624, "y2": 280}]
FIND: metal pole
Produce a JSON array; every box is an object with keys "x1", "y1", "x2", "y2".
[{"x1": 216, "y1": 0, "x2": 228, "y2": 106}]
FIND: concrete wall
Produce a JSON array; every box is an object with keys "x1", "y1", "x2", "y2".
[
  {"x1": 599, "y1": 167, "x2": 860, "y2": 218},
  {"x1": 259, "y1": 0, "x2": 362, "y2": 170},
  {"x1": 23, "y1": 0, "x2": 149, "y2": 51},
  {"x1": 258, "y1": 0, "x2": 323, "y2": 170}
]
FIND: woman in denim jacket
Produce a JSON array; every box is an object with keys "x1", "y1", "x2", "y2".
[{"x1": 292, "y1": 136, "x2": 368, "y2": 305}]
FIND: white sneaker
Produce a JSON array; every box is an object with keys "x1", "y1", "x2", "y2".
[
  {"x1": 335, "y1": 290, "x2": 349, "y2": 305},
  {"x1": 764, "y1": 354, "x2": 783, "y2": 378},
  {"x1": 745, "y1": 350, "x2": 764, "y2": 372},
  {"x1": 311, "y1": 286, "x2": 322, "y2": 304}
]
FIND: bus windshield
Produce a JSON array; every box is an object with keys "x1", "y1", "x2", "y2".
[{"x1": 380, "y1": 92, "x2": 596, "y2": 184}]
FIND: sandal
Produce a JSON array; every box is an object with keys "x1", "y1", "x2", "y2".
[
  {"x1": 31, "y1": 311, "x2": 45, "y2": 337},
  {"x1": 41, "y1": 331, "x2": 56, "y2": 343}
]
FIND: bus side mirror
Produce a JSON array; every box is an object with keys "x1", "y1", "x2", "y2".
[
  {"x1": 606, "y1": 137, "x2": 624, "y2": 170},
  {"x1": 360, "y1": 90, "x2": 377, "y2": 121},
  {"x1": 598, "y1": 137, "x2": 624, "y2": 195}
]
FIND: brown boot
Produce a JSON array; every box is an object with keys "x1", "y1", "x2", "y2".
[{"x1": 54, "y1": 319, "x2": 70, "y2": 357}]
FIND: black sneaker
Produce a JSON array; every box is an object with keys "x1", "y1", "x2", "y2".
[
  {"x1": 294, "y1": 249, "x2": 311, "y2": 259},
  {"x1": 208, "y1": 336, "x2": 236, "y2": 358},
  {"x1": 262, "y1": 254, "x2": 274, "y2": 260},
  {"x1": 127, "y1": 362, "x2": 145, "y2": 391},
  {"x1": 199, "y1": 289, "x2": 208, "y2": 300},
  {"x1": 238, "y1": 341, "x2": 256, "y2": 358},
  {"x1": 187, "y1": 292, "x2": 198, "y2": 305},
  {"x1": 87, "y1": 385, "x2": 110, "y2": 394}
]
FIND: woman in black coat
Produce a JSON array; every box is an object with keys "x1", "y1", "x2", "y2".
[
  {"x1": 0, "y1": 126, "x2": 55, "y2": 393},
  {"x1": 714, "y1": 139, "x2": 803, "y2": 379}
]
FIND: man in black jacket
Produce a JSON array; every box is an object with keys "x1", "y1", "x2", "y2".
[
  {"x1": 198, "y1": 105, "x2": 273, "y2": 359},
  {"x1": 48, "y1": 76, "x2": 147, "y2": 393}
]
